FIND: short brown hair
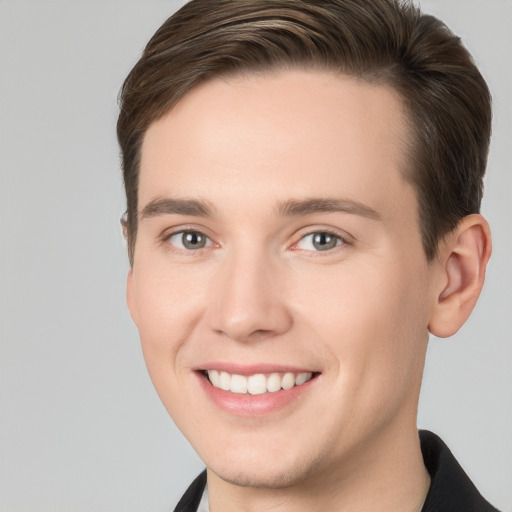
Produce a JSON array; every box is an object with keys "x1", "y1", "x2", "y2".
[{"x1": 117, "y1": 0, "x2": 491, "y2": 265}]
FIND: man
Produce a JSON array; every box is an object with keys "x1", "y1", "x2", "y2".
[{"x1": 117, "y1": 1, "x2": 498, "y2": 510}]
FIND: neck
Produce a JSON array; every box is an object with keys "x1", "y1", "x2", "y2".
[{"x1": 207, "y1": 423, "x2": 430, "y2": 512}]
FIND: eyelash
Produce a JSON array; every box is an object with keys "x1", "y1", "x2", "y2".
[
  {"x1": 291, "y1": 231, "x2": 347, "y2": 253},
  {"x1": 166, "y1": 229, "x2": 214, "y2": 251},
  {"x1": 161, "y1": 227, "x2": 349, "y2": 255}
]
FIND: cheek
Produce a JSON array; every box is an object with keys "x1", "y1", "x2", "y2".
[
  {"x1": 294, "y1": 257, "x2": 427, "y2": 329},
  {"x1": 130, "y1": 266, "x2": 208, "y2": 430},
  {"x1": 131, "y1": 262, "x2": 208, "y2": 377},
  {"x1": 295, "y1": 259, "x2": 429, "y2": 391},
  {"x1": 343, "y1": 265, "x2": 429, "y2": 410},
  {"x1": 135, "y1": 259, "x2": 205, "y2": 328}
]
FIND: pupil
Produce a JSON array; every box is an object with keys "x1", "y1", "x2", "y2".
[
  {"x1": 313, "y1": 233, "x2": 337, "y2": 251},
  {"x1": 183, "y1": 231, "x2": 205, "y2": 249}
]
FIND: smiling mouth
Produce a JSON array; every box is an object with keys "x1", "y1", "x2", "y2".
[{"x1": 202, "y1": 370, "x2": 317, "y2": 395}]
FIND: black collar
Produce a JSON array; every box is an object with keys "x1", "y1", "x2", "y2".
[{"x1": 420, "y1": 430, "x2": 499, "y2": 511}]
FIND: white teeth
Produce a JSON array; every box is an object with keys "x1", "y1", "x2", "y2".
[
  {"x1": 295, "y1": 372, "x2": 311, "y2": 385},
  {"x1": 219, "y1": 371, "x2": 231, "y2": 391},
  {"x1": 247, "y1": 374, "x2": 267, "y2": 395},
  {"x1": 266, "y1": 372, "x2": 282, "y2": 393},
  {"x1": 206, "y1": 370, "x2": 313, "y2": 394},
  {"x1": 230, "y1": 374, "x2": 248, "y2": 394},
  {"x1": 281, "y1": 372, "x2": 295, "y2": 390},
  {"x1": 208, "y1": 369, "x2": 220, "y2": 387}
]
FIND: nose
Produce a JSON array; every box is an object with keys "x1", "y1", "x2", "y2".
[{"x1": 209, "y1": 249, "x2": 293, "y2": 343}]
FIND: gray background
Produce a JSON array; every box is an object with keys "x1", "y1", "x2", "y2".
[{"x1": 0, "y1": 1, "x2": 510, "y2": 511}]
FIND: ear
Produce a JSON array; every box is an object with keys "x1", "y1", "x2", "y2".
[
  {"x1": 120, "y1": 213, "x2": 128, "y2": 240},
  {"x1": 428, "y1": 214, "x2": 492, "y2": 338},
  {"x1": 126, "y1": 268, "x2": 139, "y2": 326}
]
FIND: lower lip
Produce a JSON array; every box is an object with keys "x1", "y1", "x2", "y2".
[{"x1": 196, "y1": 372, "x2": 317, "y2": 417}]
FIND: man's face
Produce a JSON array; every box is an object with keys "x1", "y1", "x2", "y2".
[{"x1": 128, "y1": 70, "x2": 435, "y2": 487}]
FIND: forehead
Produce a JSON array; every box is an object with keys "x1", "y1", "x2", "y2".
[{"x1": 139, "y1": 69, "x2": 413, "y2": 220}]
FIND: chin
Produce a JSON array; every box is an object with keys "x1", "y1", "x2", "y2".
[
  {"x1": 203, "y1": 442, "x2": 330, "y2": 489},
  {"x1": 209, "y1": 463, "x2": 315, "y2": 489}
]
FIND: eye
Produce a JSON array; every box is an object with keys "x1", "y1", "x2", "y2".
[
  {"x1": 295, "y1": 231, "x2": 344, "y2": 252},
  {"x1": 167, "y1": 230, "x2": 212, "y2": 250}
]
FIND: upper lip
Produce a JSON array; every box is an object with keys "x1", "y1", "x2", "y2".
[{"x1": 196, "y1": 362, "x2": 319, "y2": 375}]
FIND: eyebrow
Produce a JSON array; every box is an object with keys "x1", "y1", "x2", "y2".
[
  {"x1": 276, "y1": 197, "x2": 381, "y2": 220},
  {"x1": 139, "y1": 196, "x2": 380, "y2": 221},
  {"x1": 140, "y1": 197, "x2": 216, "y2": 219}
]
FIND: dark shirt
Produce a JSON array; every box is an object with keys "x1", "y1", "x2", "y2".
[
  {"x1": 173, "y1": 430, "x2": 500, "y2": 512},
  {"x1": 420, "y1": 430, "x2": 499, "y2": 511}
]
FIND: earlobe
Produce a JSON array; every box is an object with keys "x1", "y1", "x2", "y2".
[
  {"x1": 126, "y1": 269, "x2": 139, "y2": 325},
  {"x1": 428, "y1": 214, "x2": 491, "y2": 338}
]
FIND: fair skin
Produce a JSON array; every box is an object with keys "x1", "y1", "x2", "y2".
[{"x1": 127, "y1": 69, "x2": 491, "y2": 511}]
